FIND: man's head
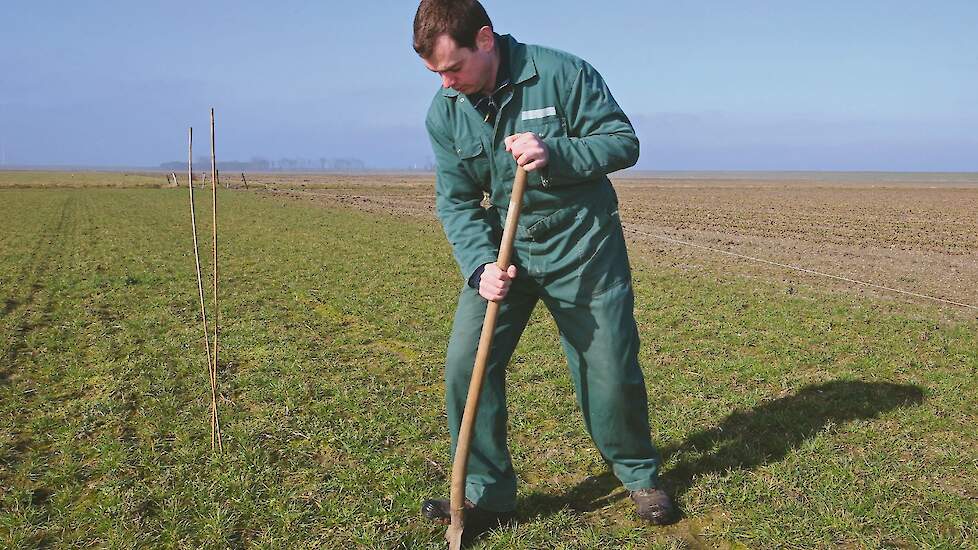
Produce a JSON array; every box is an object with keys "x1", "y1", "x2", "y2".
[{"x1": 413, "y1": 0, "x2": 498, "y2": 95}]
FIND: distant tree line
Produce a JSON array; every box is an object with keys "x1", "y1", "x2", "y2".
[{"x1": 159, "y1": 156, "x2": 366, "y2": 172}]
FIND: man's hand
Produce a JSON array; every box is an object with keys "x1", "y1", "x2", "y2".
[
  {"x1": 504, "y1": 132, "x2": 549, "y2": 171},
  {"x1": 479, "y1": 263, "x2": 518, "y2": 302}
]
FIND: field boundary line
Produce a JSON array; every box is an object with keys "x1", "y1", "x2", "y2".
[{"x1": 622, "y1": 224, "x2": 978, "y2": 311}]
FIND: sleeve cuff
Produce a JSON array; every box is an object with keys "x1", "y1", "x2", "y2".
[{"x1": 467, "y1": 263, "x2": 488, "y2": 289}]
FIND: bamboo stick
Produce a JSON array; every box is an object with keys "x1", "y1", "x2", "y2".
[
  {"x1": 210, "y1": 108, "x2": 224, "y2": 452},
  {"x1": 188, "y1": 127, "x2": 219, "y2": 450}
]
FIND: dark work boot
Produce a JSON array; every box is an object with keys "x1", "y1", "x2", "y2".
[
  {"x1": 629, "y1": 488, "x2": 678, "y2": 525},
  {"x1": 421, "y1": 497, "x2": 516, "y2": 543}
]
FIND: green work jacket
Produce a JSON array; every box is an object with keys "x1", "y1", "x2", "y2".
[{"x1": 425, "y1": 34, "x2": 639, "y2": 280}]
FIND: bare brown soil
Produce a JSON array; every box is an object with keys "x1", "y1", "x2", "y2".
[{"x1": 255, "y1": 172, "x2": 978, "y2": 317}]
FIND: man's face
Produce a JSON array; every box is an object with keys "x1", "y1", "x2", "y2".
[{"x1": 422, "y1": 29, "x2": 494, "y2": 95}]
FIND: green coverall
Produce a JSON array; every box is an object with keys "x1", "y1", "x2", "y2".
[{"x1": 425, "y1": 34, "x2": 661, "y2": 512}]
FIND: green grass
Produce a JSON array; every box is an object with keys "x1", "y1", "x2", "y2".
[
  {"x1": 0, "y1": 171, "x2": 167, "y2": 188},
  {"x1": 0, "y1": 187, "x2": 975, "y2": 548}
]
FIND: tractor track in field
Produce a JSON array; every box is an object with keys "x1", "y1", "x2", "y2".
[
  {"x1": 1, "y1": 194, "x2": 79, "y2": 486},
  {"x1": 2, "y1": 195, "x2": 77, "y2": 382}
]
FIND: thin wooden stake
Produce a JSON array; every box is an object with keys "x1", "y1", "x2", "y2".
[
  {"x1": 188, "y1": 127, "x2": 219, "y2": 451},
  {"x1": 210, "y1": 108, "x2": 224, "y2": 452}
]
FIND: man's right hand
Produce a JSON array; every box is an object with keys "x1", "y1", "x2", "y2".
[{"x1": 479, "y1": 263, "x2": 518, "y2": 302}]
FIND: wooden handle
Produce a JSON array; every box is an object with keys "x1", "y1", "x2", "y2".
[
  {"x1": 447, "y1": 166, "x2": 528, "y2": 548},
  {"x1": 494, "y1": 166, "x2": 528, "y2": 270}
]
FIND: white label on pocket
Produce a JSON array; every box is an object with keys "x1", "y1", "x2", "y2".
[{"x1": 521, "y1": 107, "x2": 557, "y2": 120}]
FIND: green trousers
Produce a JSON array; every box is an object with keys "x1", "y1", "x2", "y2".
[{"x1": 445, "y1": 203, "x2": 662, "y2": 512}]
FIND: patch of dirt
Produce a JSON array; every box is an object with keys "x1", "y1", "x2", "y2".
[{"x1": 612, "y1": 176, "x2": 978, "y2": 318}]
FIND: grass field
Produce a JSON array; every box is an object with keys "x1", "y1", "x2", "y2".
[
  {"x1": 0, "y1": 170, "x2": 167, "y2": 189},
  {"x1": 1, "y1": 176, "x2": 976, "y2": 548}
]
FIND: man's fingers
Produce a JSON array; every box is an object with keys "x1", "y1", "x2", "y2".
[
  {"x1": 516, "y1": 152, "x2": 529, "y2": 166},
  {"x1": 509, "y1": 135, "x2": 546, "y2": 167},
  {"x1": 481, "y1": 273, "x2": 511, "y2": 288},
  {"x1": 517, "y1": 152, "x2": 544, "y2": 168},
  {"x1": 486, "y1": 266, "x2": 510, "y2": 281},
  {"x1": 504, "y1": 133, "x2": 523, "y2": 151},
  {"x1": 479, "y1": 264, "x2": 517, "y2": 301},
  {"x1": 479, "y1": 284, "x2": 509, "y2": 302},
  {"x1": 509, "y1": 136, "x2": 531, "y2": 153},
  {"x1": 505, "y1": 132, "x2": 537, "y2": 151}
]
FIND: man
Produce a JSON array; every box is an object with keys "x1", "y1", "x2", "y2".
[{"x1": 413, "y1": 0, "x2": 677, "y2": 535}]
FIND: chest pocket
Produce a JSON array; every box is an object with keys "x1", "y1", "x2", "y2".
[
  {"x1": 454, "y1": 138, "x2": 490, "y2": 190},
  {"x1": 517, "y1": 115, "x2": 567, "y2": 139}
]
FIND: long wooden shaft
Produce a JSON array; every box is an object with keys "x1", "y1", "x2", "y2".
[
  {"x1": 209, "y1": 108, "x2": 223, "y2": 451},
  {"x1": 447, "y1": 166, "x2": 528, "y2": 548},
  {"x1": 188, "y1": 127, "x2": 218, "y2": 449}
]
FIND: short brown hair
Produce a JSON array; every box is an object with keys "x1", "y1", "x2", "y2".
[{"x1": 413, "y1": 0, "x2": 493, "y2": 58}]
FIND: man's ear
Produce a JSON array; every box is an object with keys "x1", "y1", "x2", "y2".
[{"x1": 475, "y1": 25, "x2": 495, "y2": 52}]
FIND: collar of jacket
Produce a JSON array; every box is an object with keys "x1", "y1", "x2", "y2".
[{"x1": 442, "y1": 34, "x2": 536, "y2": 98}]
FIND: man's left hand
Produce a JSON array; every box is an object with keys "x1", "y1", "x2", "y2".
[{"x1": 504, "y1": 132, "x2": 549, "y2": 171}]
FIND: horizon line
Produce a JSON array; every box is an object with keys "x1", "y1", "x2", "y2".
[{"x1": 2, "y1": 164, "x2": 977, "y2": 176}]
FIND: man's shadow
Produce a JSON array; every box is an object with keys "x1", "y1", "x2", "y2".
[{"x1": 519, "y1": 380, "x2": 924, "y2": 518}]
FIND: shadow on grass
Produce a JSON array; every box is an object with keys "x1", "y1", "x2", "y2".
[{"x1": 520, "y1": 380, "x2": 924, "y2": 519}]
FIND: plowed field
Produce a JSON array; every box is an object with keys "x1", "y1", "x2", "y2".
[{"x1": 255, "y1": 171, "x2": 978, "y2": 316}]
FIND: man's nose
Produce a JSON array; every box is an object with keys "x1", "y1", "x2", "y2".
[{"x1": 441, "y1": 74, "x2": 454, "y2": 89}]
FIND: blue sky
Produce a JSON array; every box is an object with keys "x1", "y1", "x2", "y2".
[{"x1": 1, "y1": 1, "x2": 976, "y2": 170}]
